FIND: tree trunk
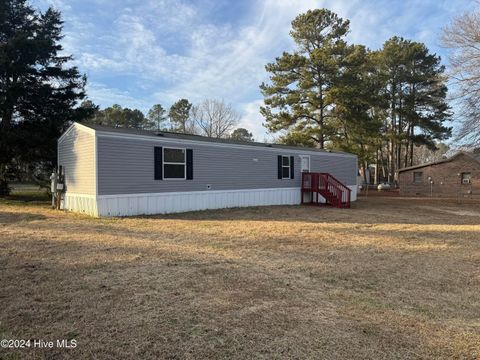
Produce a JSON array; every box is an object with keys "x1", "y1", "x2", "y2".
[
  {"x1": 409, "y1": 68, "x2": 416, "y2": 167},
  {"x1": 361, "y1": 162, "x2": 367, "y2": 183},
  {"x1": 409, "y1": 125, "x2": 414, "y2": 166},
  {"x1": 389, "y1": 137, "x2": 395, "y2": 183},
  {"x1": 318, "y1": 87, "x2": 325, "y2": 149},
  {"x1": 397, "y1": 92, "x2": 403, "y2": 174},
  {"x1": 404, "y1": 124, "x2": 410, "y2": 168},
  {"x1": 389, "y1": 85, "x2": 396, "y2": 184},
  {"x1": 380, "y1": 146, "x2": 387, "y2": 182}
]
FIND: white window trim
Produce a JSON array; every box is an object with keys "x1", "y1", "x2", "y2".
[
  {"x1": 163, "y1": 147, "x2": 186, "y2": 180},
  {"x1": 281, "y1": 155, "x2": 291, "y2": 179}
]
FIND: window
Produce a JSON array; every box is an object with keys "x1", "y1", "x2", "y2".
[
  {"x1": 413, "y1": 171, "x2": 423, "y2": 183},
  {"x1": 163, "y1": 148, "x2": 186, "y2": 179},
  {"x1": 461, "y1": 172, "x2": 471, "y2": 184},
  {"x1": 277, "y1": 155, "x2": 294, "y2": 180},
  {"x1": 282, "y1": 156, "x2": 290, "y2": 179}
]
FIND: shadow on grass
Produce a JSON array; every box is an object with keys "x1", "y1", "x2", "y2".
[
  {"x1": 0, "y1": 211, "x2": 47, "y2": 224},
  {"x1": 1, "y1": 191, "x2": 50, "y2": 206}
]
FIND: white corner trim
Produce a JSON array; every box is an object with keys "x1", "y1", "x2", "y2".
[
  {"x1": 75, "y1": 122, "x2": 96, "y2": 135},
  {"x1": 94, "y1": 131, "x2": 98, "y2": 196},
  {"x1": 57, "y1": 123, "x2": 76, "y2": 144}
]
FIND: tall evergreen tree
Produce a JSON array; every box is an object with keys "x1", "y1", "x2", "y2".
[
  {"x1": 260, "y1": 9, "x2": 350, "y2": 149},
  {"x1": 230, "y1": 128, "x2": 254, "y2": 142},
  {"x1": 331, "y1": 46, "x2": 384, "y2": 181},
  {"x1": 378, "y1": 37, "x2": 451, "y2": 180},
  {"x1": 97, "y1": 104, "x2": 124, "y2": 128},
  {"x1": 85, "y1": 104, "x2": 149, "y2": 130},
  {"x1": 122, "y1": 108, "x2": 146, "y2": 129},
  {"x1": 79, "y1": 100, "x2": 100, "y2": 122},
  {"x1": 147, "y1": 104, "x2": 168, "y2": 131},
  {"x1": 169, "y1": 99, "x2": 193, "y2": 133},
  {"x1": 0, "y1": 0, "x2": 90, "y2": 194}
]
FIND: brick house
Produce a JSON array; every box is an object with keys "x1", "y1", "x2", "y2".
[{"x1": 398, "y1": 151, "x2": 480, "y2": 198}]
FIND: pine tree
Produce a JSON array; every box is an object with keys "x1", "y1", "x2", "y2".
[
  {"x1": 260, "y1": 9, "x2": 350, "y2": 149},
  {"x1": 85, "y1": 104, "x2": 149, "y2": 130},
  {"x1": 169, "y1": 99, "x2": 193, "y2": 133},
  {"x1": 331, "y1": 45, "x2": 384, "y2": 181},
  {"x1": 0, "y1": 0, "x2": 90, "y2": 194},
  {"x1": 378, "y1": 37, "x2": 451, "y2": 180},
  {"x1": 230, "y1": 128, "x2": 254, "y2": 142},
  {"x1": 147, "y1": 104, "x2": 168, "y2": 131}
]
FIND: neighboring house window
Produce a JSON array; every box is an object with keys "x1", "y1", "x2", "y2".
[
  {"x1": 164, "y1": 148, "x2": 186, "y2": 179},
  {"x1": 461, "y1": 172, "x2": 471, "y2": 184},
  {"x1": 413, "y1": 171, "x2": 423, "y2": 183}
]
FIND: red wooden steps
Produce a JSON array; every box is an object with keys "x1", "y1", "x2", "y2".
[{"x1": 301, "y1": 172, "x2": 351, "y2": 208}]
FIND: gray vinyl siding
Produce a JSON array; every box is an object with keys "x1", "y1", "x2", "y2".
[
  {"x1": 58, "y1": 126, "x2": 96, "y2": 195},
  {"x1": 311, "y1": 155, "x2": 357, "y2": 185},
  {"x1": 97, "y1": 135, "x2": 357, "y2": 195}
]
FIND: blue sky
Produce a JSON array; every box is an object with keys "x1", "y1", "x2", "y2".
[{"x1": 33, "y1": 0, "x2": 474, "y2": 140}]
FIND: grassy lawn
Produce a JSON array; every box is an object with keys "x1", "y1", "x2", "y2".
[
  {"x1": 3, "y1": 183, "x2": 50, "y2": 204},
  {"x1": 0, "y1": 196, "x2": 479, "y2": 359}
]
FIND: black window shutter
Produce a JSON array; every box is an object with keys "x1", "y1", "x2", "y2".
[
  {"x1": 154, "y1": 146, "x2": 163, "y2": 180},
  {"x1": 290, "y1": 156, "x2": 294, "y2": 179},
  {"x1": 277, "y1": 155, "x2": 282, "y2": 179},
  {"x1": 186, "y1": 149, "x2": 193, "y2": 180}
]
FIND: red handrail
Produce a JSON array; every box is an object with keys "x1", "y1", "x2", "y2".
[
  {"x1": 301, "y1": 172, "x2": 351, "y2": 208},
  {"x1": 319, "y1": 172, "x2": 351, "y2": 193},
  {"x1": 319, "y1": 173, "x2": 351, "y2": 206}
]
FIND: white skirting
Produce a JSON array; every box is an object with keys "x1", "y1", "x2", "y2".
[
  {"x1": 97, "y1": 187, "x2": 301, "y2": 216},
  {"x1": 349, "y1": 185, "x2": 358, "y2": 201},
  {"x1": 63, "y1": 193, "x2": 98, "y2": 217},
  {"x1": 63, "y1": 185, "x2": 357, "y2": 217}
]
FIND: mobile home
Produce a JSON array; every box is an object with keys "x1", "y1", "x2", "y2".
[{"x1": 57, "y1": 122, "x2": 358, "y2": 216}]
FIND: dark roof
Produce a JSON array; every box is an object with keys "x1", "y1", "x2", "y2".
[
  {"x1": 398, "y1": 151, "x2": 480, "y2": 172},
  {"x1": 81, "y1": 122, "x2": 353, "y2": 156}
]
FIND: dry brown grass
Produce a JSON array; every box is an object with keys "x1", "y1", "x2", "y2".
[{"x1": 0, "y1": 197, "x2": 479, "y2": 359}]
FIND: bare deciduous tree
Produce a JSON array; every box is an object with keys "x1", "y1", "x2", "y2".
[
  {"x1": 442, "y1": 6, "x2": 480, "y2": 145},
  {"x1": 412, "y1": 143, "x2": 449, "y2": 165},
  {"x1": 191, "y1": 99, "x2": 239, "y2": 138}
]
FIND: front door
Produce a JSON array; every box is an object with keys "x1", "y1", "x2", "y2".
[{"x1": 300, "y1": 155, "x2": 310, "y2": 172}]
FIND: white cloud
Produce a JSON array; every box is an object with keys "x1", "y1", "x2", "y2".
[
  {"x1": 238, "y1": 100, "x2": 269, "y2": 141},
  {"x1": 34, "y1": 0, "x2": 474, "y2": 139},
  {"x1": 86, "y1": 82, "x2": 152, "y2": 110}
]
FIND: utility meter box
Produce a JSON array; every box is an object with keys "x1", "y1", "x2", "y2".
[{"x1": 50, "y1": 172, "x2": 57, "y2": 193}]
